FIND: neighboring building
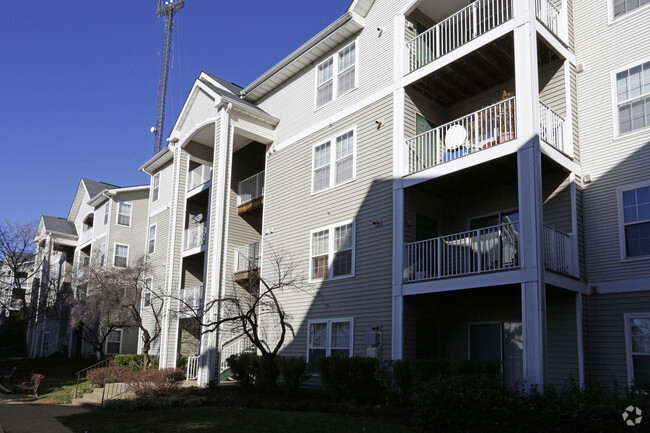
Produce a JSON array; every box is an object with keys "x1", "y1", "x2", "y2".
[
  {"x1": 0, "y1": 253, "x2": 35, "y2": 326},
  {"x1": 29, "y1": 178, "x2": 149, "y2": 358},
  {"x1": 135, "y1": 0, "x2": 650, "y2": 390}
]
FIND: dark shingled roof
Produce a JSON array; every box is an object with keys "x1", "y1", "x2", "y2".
[
  {"x1": 202, "y1": 73, "x2": 272, "y2": 115},
  {"x1": 82, "y1": 178, "x2": 119, "y2": 200},
  {"x1": 42, "y1": 216, "x2": 78, "y2": 237}
]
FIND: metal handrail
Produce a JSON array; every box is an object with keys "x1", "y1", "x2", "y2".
[{"x1": 74, "y1": 356, "x2": 114, "y2": 399}]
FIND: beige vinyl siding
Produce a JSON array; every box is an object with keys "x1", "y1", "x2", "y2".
[
  {"x1": 575, "y1": 174, "x2": 586, "y2": 279},
  {"x1": 176, "y1": 88, "x2": 216, "y2": 139},
  {"x1": 109, "y1": 190, "x2": 150, "y2": 263},
  {"x1": 255, "y1": 1, "x2": 405, "y2": 145},
  {"x1": 539, "y1": 60, "x2": 566, "y2": 117},
  {"x1": 262, "y1": 95, "x2": 394, "y2": 361},
  {"x1": 575, "y1": 0, "x2": 650, "y2": 283},
  {"x1": 584, "y1": 291, "x2": 650, "y2": 389},
  {"x1": 542, "y1": 172, "x2": 573, "y2": 233},
  {"x1": 204, "y1": 119, "x2": 221, "y2": 301},
  {"x1": 570, "y1": 63, "x2": 580, "y2": 162},
  {"x1": 546, "y1": 286, "x2": 579, "y2": 386},
  {"x1": 404, "y1": 88, "x2": 447, "y2": 139},
  {"x1": 149, "y1": 162, "x2": 174, "y2": 216}
]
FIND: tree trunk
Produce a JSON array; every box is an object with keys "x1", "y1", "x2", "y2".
[{"x1": 142, "y1": 341, "x2": 150, "y2": 370}]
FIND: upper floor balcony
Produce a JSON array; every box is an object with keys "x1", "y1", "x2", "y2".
[
  {"x1": 179, "y1": 285, "x2": 202, "y2": 315},
  {"x1": 183, "y1": 223, "x2": 206, "y2": 252},
  {"x1": 233, "y1": 242, "x2": 260, "y2": 288},
  {"x1": 237, "y1": 171, "x2": 265, "y2": 216},
  {"x1": 187, "y1": 164, "x2": 212, "y2": 193}
]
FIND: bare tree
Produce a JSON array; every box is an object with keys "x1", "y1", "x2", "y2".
[{"x1": 71, "y1": 255, "x2": 165, "y2": 366}]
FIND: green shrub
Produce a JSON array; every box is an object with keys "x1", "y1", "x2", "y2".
[
  {"x1": 227, "y1": 353, "x2": 261, "y2": 392},
  {"x1": 114, "y1": 354, "x2": 159, "y2": 371},
  {"x1": 279, "y1": 356, "x2": 310, "y2": 393},
  {"x1": 104, "y1": 395, "x2": 207, "y2": 411},
  {"x1": 86, "y1": 366, "x2": 130, "y2": 387},
  {"x1": 318, "y1": 356, "x2": 385, "y2": 404},
  {"x1": 125, "y1": 368, "x2": 186, "y2": 397}
]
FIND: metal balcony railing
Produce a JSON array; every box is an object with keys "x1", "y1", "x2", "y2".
[
  {"x1": 539, "y1": 100, "x2": 565, "y2": 153},
  {"x1": 237, "y1": 171, "x2": 265, "y2": 206},
  {"x1": 543, "y1": 224, "x2": 573, "y2": 276},
  {"x1": 180, "y1": 285, "x2": 202, "y2": 312},
  {"x1": 187, "y1": 165, "x2": 212, "y2": 191},
  {"x1": 234, "y1": 242, "x2": 260, "y2": 273},
  {"x1": 183, "y1": 224, "x2": 206, "y2": 251},
  {"x1": 536, "y1": 0, "x2": 560, "y2": 36}
]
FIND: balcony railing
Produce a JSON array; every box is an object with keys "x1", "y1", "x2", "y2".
[
  {"x1": 405, "y1": 222, "x2": 520, "y2": 282},
  {"x1": 79, "y1": 229, "x2": 93, "y2": 245},
  {"x1": 536, "y1": 0, "x2": 560, "y2": 36},
  {"x1": 407, "y1": 0, "x2": 513, "y2": 73},
  {"x1": 220, "y1": 334, "x2": 254, "y2": 373},
  {"x1": 543, "y1": 224, "x2": 573, "y2": 276},
  {"x1": 186, "y1": 355, "x2": 199, "y2": 380},
  {"x1": 237, "y1": 171, "x2": 265, "y2": 206},
  {"x1": 187, "y1": 165, "x2": 212, "y2": 191},
  {"x1": 539, "y1": 100, "x2": 565, "y2": 153},
  {"x1": 407, "y1": 96, "x2": 516, "y2": 173},
  {"x1": 180, "y1": 285, "x2": 202, "y2": 312},
  {"x1": 183, "y1": 224, "x2": 206, "y2": 251},
  {"x1": 234, "y1": 242, "x2": 260, "y2": 273}
]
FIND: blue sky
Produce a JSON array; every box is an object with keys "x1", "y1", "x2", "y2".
[{"x1": 1, "y1": 0, "x2": 351, "y2": 223}]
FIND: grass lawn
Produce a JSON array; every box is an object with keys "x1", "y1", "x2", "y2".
[{"x1": 59, "y1": 406, "x2": 416, "y2": 433}]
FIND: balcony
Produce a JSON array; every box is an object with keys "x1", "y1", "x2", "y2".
[
  {"x1": 79, "y1": 229, "x2": 93, "y2": 246},
  {"x1": 183, "y1": 224, "x2": 206, "y2": 251},
  {"x1": 407, "y1": 96, "x2": 516, "y2": 174},
  {"x1": 536, "y1": 0, "x2": 560, "y2": 35},
  {"x1": 179, "y1": 285, "x2": 202, "y2": 313},
  {"x1": 237, "y1": 171, "x2": 265, "y2": 216},
  {"x1": 187, "y1": 164, "x2": 212, "y2": 192},
  {"x1": 543, "y1": 224, "x2": 575, "y2": 276},
  {"x1": 233, "y1": 242, "x2": 260, "y2": 287},
  {"x1": 539, "y1": 100, "x2": 566, "y2": 154},
  {"x1": 406, "y1": 0, "x2": 513, "y2": 74}
]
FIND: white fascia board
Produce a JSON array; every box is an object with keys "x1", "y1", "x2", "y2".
[
  {"x1": 214, "y1": 93, "x2": 280, "y2": 126},
  {"x1": 349, "y1": 0, "x2": 375, "y2": 18},
  {"x1": 171, "y1": 79, "x2": 206, "y2": 136},
  {"x1": 139, "y1": 147, "x2": 173, "y2": 175}
]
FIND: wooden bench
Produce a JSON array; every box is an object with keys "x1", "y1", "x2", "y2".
[{"x1": 14, "y1": 373, "x2": 45, "y2": 398}]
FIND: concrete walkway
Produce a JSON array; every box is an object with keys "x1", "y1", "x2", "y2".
[{"x1": 0, "y1": 393, "x2": 91, "y2": 433}]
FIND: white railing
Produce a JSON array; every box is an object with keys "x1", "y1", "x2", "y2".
[
  {"x1": 219, "y1": 334, "x2": 254, "y2": 373},
  {"x1": 536, "y1": 0, "x2": 560, "y2": 36},
  {"x1": 187, "y1": 165, "x2": 212, "y2": 191},
  {"x1": 407, "y1": 0, "x2": 513, "y2": 72},
  {"x1": 407, "y1": 96, "x2": 516, "y2": 173},
  {"x1": 543, "y1": 224, "x2": 573, "y2": 276},
  {"x1": 234, "y1": 242, "x2": 260, "y2": 273},
  {"x1": 405, "y1": 222, "x2": 520, "y2": 282},
  {"x1": 186, "y1": 355, "x2": 199, "y2": 380},
  {"x1": 79, "y1": 229, "x2": 93, "y2": 245},
  {"x1": 539, "y1": 101, "x2": 565, "y2": 153},
  {"x1": 183, "y1": 224, "x2": 206, "y2": 251},
  {"x1": 180, "y1": 285, "x2": 203, "y2": 312},
  {"x1": 237, "y1": 171, "x2": 265, "y2": 206}
]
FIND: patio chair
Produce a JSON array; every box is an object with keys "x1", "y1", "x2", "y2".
[
  {"x1": 14, "y1": 373, "x2": 45, "y2": 398},
  {"x1": 0, "y1": 366, "x2": 18, "y2": 386}
]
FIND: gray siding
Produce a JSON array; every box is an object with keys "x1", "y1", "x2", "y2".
[
  {"x1": 547, "y1": 287, "x2": 579, "y2": 386},
  {"x1": 176, "y1": 89, "x2": 216, "y2": 139}
]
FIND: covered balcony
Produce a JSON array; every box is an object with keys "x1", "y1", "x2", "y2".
[
  {"x1": 237, "y1": 171, "x2": 264, "y2": 216},
  {"x1": 187, "y1": 163, "x2": 212, "y2": 192},
  {"x1": 233, "y1": 242, "x2": 260, "y2": 288},
  {"x1": 183, "y1": 223, "x2": 206, "y2": 251},
  {"x1": 179, "y1": 285, "x2": 202, "y2": 314}
]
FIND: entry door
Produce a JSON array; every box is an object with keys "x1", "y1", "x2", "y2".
[{"x1": 469, "y1": 322, "x2": 523, "y2": 387}]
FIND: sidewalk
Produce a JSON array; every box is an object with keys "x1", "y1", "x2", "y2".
[{"x1": 0, "y1": 393, "x2": 90, "y2": 433}]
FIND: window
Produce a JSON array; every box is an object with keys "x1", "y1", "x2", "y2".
[
  {"x1": 625, "y1": 313, "x2": 650, "y2": 387},
  {"x1": 615, "y1": 61, "x2": 650, "y2": 134},
  {"x1": 619, "y1": 183, "x2": 650, "y2": 258},
  {"x1": 143, "y1": 277, "x2": 152, "y2": 308},
  {"x1": 114, "y1": 244, "x2": 129, "y2": 268},
  {"x1": 613, "y1": 0, "x2": 650, "y2": 19},
  {"x1": 312, "y1": 129, "x2": 355, "y2": 193},
  {"x1": 152, "y1": 173, "x2": 160, "y2": 203},
  {"x1": 315, "y1": 41, "x2": 356, "y2": 108},
  {"x1": 310, "y1": 221, "x2": 355, "y2": 281},
  {"x1": 307, "y1": 318, "x2": 353, "y2": 369},
  {"x1": 105, "y1": 329, "x2": 122, "y2": 354},
  {"x1": 116, "y1": 202, "x2": 132, "y2": 227},
  {"x1": 148, "y1": 224, "x2": 157, "y2": 254},
  {"x1": 103, "y1": 203, "x2": 109, "y2": 225}
]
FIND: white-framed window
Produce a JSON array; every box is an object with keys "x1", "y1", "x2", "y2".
[
  {"x1": 310, "y1": 220, "x2": 355, "y2": 281},
  {"x1": 312, "y1": 128, "x2": 356, "y2": 193},
  {"x1": 618, "y1": 182, "x2": 650, "y2": 259},
  {"x1": 614, "y1": 60, "x2": 650, "y2": 135},
  {"x1": 315, "y1": 41, "x2": 357, "y2": 108},
  {"x1": 113, "y1": 243, "x2": 129, "y2": 268},
  {"x1": 103, "y1": 202, "x2": 110, "y2": 225},
  {"x1": 612, "y1": 0, "x2": 650, "y2": 20},
  {"x1": 99, "y1": 243, "x2": 107, "y2": 267},
  {"x1": 624, "y1": 313, "x2": 650, "y2": 387},
  {"x1": 148, "y1": 224, "x2": 157, "y2": 254},
  {"x1": 116, "y1": 202, "x2": 132, "y2": 227},
  {"x1": 307, "y1": 318, "x2": 354, "y2": 369},
  {"x1": 143, "y1": 277, "x2": 152, "y2": 308},
  {"x1": 105, "y1": 329, "x2": 123, "y2": 354},
  {"x1": 152, "y1": 173, "x2": 160, "y2": 203}
]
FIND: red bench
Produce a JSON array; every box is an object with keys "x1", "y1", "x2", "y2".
[{"x1": 14, "y1": 373, "x2": 45, "y2": 398}]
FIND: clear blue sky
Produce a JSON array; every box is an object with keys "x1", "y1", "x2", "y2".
[{"x1": 1, "y1": 0, "x2": 351, "y2": 223}]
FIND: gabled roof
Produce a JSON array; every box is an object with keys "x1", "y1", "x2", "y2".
[
  {"x1": 82, "y1": 178, "x2": 119, "y2": 199},
  {"x1": 41, "y1": 215, "x2": 78, "y2": 237},
  {"x1": 68, "y1": 178, "x2": 120, "y2": 222}
]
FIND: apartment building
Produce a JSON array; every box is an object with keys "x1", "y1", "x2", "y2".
[
  {"x1": 0, "y1": 253, "x2": 35, "y2": 326},
  {"x1": 29, "y1": 178, "x2": 149, "y2": 358},
  {"x1": 142, "y1": 0, "x2": 650, "y2": 389}
]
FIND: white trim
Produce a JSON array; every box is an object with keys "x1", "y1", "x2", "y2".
[
  {"x1": 624, "y1": 312, "x2": 650, "y2": 386},
  {"x1": 103, "y1": 202, "x2": 110, "y2": 226},
  {"x1": 306, "y1": 317, "x2": 355, "y2": 364},
  {"x1": 589, "y1": 277, "x2": 650, "y2": 294},
  {"x1": 576, "y1": 293, "x2": 585, "y2": 386},
  {"x1": 148, "y1": 223, "x2": 157, "y2": 255},
  {"x1": 150, "y1": 205, "x2": 170, "y2": 218},
  {"x1": 610, "y1": 57, "x2": 650, "y2": 139},
  {"x1": 314, "y1": 39, "x2": 359, "y2": 111},
  {"x1": 616, "y1": 180, "x2": 650, "y2": 261},
  {"x1": 115, "y1": 201, "x2": 133, "y2": 228},
  {"x1": 308, "y1": 219, "x2": 356, "y2": 283},
  {"x1": 608, "y1": 0, "x2": 650, "y2": 25},
  {"x1": 310, "y1": 126, "x2": 357, "y2": 195},
  {"x1": 113, "y1": 243, "x2": 129, "y2": 268},
  {"x1": 152, "y1": 173, "x2": 161, "y2": 203},
  {"x1": 105, "y1": 329, "x2": 123, "y2": 355}
]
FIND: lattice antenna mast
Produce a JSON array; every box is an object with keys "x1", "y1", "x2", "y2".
[{"x1": 153, "y1": 0, "x2": 184, "y2": 154}]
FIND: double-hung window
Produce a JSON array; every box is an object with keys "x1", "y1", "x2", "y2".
[
  {"x1": 615, "y1": 61, "x2": 650, "y2": 135},
  {"x1": 307, "y1": 318, "x2": 353, "y2": 369},
  {"x1": 152, "y1": 173, "x2": 160, "y2": 203},
  {"x1": 310, "y1": 221, "x2": 355, "y2": 281},
  {"x1": 315, "y1": 41, "x2": 356, "y2": 108},
  {"x1": 619, "y1": 183, "x2": 650, "y2": 258},
  {"x1": 116, "y1": 202, "x2": 132, "y2": 227},
  {"x1": 625, "y1": 313, "x2": 650, "y2": 387},
  {"x1": 613, "y1": 0, "x2": 650, "y2": 19},
  {"x1": 103, "y1": 203, "x2": 109, "y2": 225},
  {"x1": 114, "y1": 244, "x2": 129, "y2": 268},
  {"x1": 312, "y1": 129, "x2": 355, "y2": 193},
  {"x1": 148, "y1": 224, "x2": 157, "y2": 254},
  {"x1": 106, "y1": 329, "x2": 122, "y2": 354}
]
